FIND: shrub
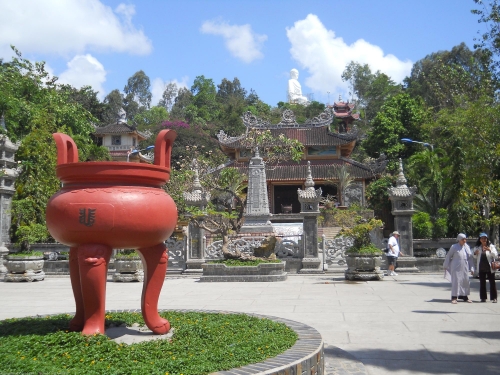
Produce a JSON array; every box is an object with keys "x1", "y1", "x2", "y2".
[
  {"x1": 433, "y1": 208, "x2": 448, "y2": 239},
  {"x1": 412, "y1": 212, "x2": 432, "y2": 239}
]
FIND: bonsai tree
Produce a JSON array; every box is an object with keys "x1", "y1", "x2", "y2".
[{"x1": 337, "y1": 217, "x2": 384, "y2": 255}]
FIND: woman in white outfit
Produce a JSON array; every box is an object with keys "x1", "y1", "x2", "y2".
[
  {"x1": 443, "y1": 233, "x2": 474, "y2": 304},
  {"x1": 473, "y1": 232, "x2": 498, "y2": 303}
]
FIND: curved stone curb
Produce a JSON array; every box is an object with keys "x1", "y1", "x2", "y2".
[{"x1": 13, "y1": 308, "x2": 324, "y2": 375}]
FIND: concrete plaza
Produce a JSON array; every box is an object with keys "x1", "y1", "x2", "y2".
[{"x1": 1, "y1": 273, "x2": 499, "y2": 375}]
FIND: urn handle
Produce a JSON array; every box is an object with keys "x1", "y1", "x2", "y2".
[
  {"x1": 53, "y1": 133, "x2": 79, "y2": 165},
  {"x1": 154, "y1": 129, "x2": 177, "y2": 170}
]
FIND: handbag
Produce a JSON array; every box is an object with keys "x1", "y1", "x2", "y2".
[{"x1": 491, "y1": 261, "x2": 500, "y2": 271}]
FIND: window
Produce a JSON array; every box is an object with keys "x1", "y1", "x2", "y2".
[
  {"x1": 112, "y1": 135, "x2": 121, "y2": 145},
  {"x1": 133, "y1": 137, "x2": 136, "y2": 147}
]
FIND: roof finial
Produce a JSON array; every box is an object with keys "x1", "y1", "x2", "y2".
[
  {"x1": 0, "y1": 112, "x2": 5, "y2": 130},
  {"x1": 254, "y1": 147, "x2": 260, "y2": 158},
  {"x1": 396, "y1": 158, "x2": 407, "y2": 186},
  {"x1": 304, "y1": 161, "x2": 315, "y2": 189},
  {"x1": 192, "y1": 159, "x2": 202, "y2": 192}
]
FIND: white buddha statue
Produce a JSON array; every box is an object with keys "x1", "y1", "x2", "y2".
[{"x1": 287, "y1": 68, "x2": 309, "y2": 105}]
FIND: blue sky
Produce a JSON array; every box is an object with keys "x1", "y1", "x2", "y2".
[{"x1": 0, "y1": 0, "x2": 484, "y2": 108}]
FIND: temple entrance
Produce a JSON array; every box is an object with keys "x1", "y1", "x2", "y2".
[{"x1": 273, "y1": 185, "x2": 302, "y2": 214}]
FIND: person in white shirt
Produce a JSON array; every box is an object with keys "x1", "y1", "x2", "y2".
[{"x1": 387, "y1": 231, "x2": 403, "y2": 276}]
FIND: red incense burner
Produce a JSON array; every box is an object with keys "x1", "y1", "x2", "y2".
[{"x1": 46, "y1": 130, "x2": 177, "y2": 335}]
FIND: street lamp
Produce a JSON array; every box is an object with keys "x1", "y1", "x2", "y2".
[
  {"x1": 401, "y1": 138, "x2": 434, "y2": 151},
  {"x1": 127, "y1": 145, "x2": 155, "y2": 162}
]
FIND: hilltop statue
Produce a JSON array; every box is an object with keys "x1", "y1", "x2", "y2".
[{"x1": 287, "y1": 68, "x2": 309, "y2": 105}]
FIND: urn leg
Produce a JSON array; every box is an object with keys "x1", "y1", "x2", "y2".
[
  {"x1": 77, "y1": 244, "x2": 112, "y2": 335},
  {"x1": 138, "y1": 243, "x2": 170, "y2": 334},
  {"x1": 68, "y1": 247, "x2": 84, "y2": 332}
]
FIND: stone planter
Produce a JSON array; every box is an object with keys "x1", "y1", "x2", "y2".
[
  {"x1": 345, "y1": 253, "x2": 384, "y2": 281},
  {"x1": 112, "y1": 257, "x2": 144, "y2": 282},
  {"x1": 200, "y1": 261, "x2": 287, "y2": 282},
  {"x1": 4, "y1": 255, "x2": 45, "y2": 282}
]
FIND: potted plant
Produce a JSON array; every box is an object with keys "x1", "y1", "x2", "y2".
[
  {"x1": 4, "y1": 223, "x2": 47, "y2": 282},
  {"x1": 337, "y1": 217, "x2": 384, "y2": 281},
  {"x1": 112, "y1": 249, "x2": 144, "y2": 282}
]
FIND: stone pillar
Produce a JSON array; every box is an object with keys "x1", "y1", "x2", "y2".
[
  {"x1": 183, "y1": 161, "x2": 210, "y2": 273},
  {"x1": 240, "y1": 148, "x2": 273, "y2": 233},
  {"x1": 0, "y1": 128, "x2": 19, "y2": 276},
  {"x1": 298, "y1": 162, "x2": 323, "y2": 273},
  {"x1": 388, "y1": 159, "x2": 419, "y2": 273}
]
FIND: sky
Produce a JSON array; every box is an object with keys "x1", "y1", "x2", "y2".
[{"x1": 0, "y1": 0, "x2": 486, "y2": 108}]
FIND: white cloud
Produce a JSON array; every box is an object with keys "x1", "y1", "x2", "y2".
[
  {"x1": 286, "y1": 14, "x2": 412, "y2": 100},
  {"x1": 0, "y1": 0, "x2": 152, "y2": 58},
  {"x1": 58, "y1": 55, "x2": 107, "y2": 100},
  {"x1": 151, "y1": 77, "x2": 189, "y2": 107},
  {"x1": 201, "y1": 20, "x2": 267, "y2": 63}
]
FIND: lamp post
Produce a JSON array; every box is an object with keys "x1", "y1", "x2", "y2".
[
  {"x1": 127, "y1": 145, "x2": 155, "y2": 162},
  {"x1": 400, "y1": 138, "x2": 434, "y2": 151}
]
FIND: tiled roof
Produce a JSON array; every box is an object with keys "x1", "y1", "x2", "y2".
[
  {"x1": 225, "y1": 158, "x2": 383, "y2": 181},
  {"x1": 219, "y1": 127, "x2": 358, "y2": 149},
  {"x1": 333, "y1": 112, "x2": 360, "y2": 120},
  {"x1": 94, "y1": 122, "x2": 147, "y2": 139}
]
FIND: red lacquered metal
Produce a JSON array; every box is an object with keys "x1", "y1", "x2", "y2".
[{"x1": 46, "y1": 130, "x2": 177, "y2": 335}]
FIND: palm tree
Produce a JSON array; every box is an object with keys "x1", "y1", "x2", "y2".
[{"x1": 327, "y1": 165, "x2": 354, "y2": 206}]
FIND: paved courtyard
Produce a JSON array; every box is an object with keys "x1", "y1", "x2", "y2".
[{"x1": 1, "y1": 273, "x2": 499, "y2": 375}]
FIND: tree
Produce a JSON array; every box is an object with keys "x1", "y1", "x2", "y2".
[
  {"x1": 423, "y1": 96, "x2": 500, "y2": 240},
  {"x1": 0, "y1": 48, "x2": 108, "y2": 246},
  {"x1": 189, "y1": 75, "x2": 220, "y2": 126},
  {"x1": 327, "y1": 165, "x2": 354, "y2": 206},
  {"x1": 472, "y1": 0, "x2": 500, "y2": 80},
  {"x1": 406, "y1": 149, "x2": 454, "y2": 237},
  {"x1": 0, "y1": 48, "x2": 95, "y2": 142},
  {"x1": 102, "y1": 89, "x2": 124, "y2": 124},
  {"x1": 342, "y1": 61, "x2": 402, "y2": 128},
  {"x1": 169, "y1": 87, "x2": 193, "y2": 121},
  {"x1": 124, "y1": 70, "x2": 152, "y2": 110},
  {"x1": 404, "y1": 43, "x2": 495, "y2": 111},
  {"x1": 362, "y1": 93, "x2": 428, "y2": 170},
  {"x1": 216, "y1": 77, "x2": 248, "y2": 134},
  {"x1": 158, "y1": 81, "x2": 178, "y2": 111},
  {"x1": 59, "y1": 85, "x2": 107, "y2": 124}
]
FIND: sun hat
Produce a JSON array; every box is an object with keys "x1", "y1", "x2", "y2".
[
  {"x1": 456, "y1": 233, "x2": 467, "y2": 241},
  {"x1": 479, "y1": 232, "x2": 488, "y2": 238},
  {"x1": 392, "y1": 231, "x2": 400, "y2": 236}
]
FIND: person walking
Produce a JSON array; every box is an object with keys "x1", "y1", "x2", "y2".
[
  {"x1": 387, "y1": 231, "x2": 402, "y2": 276},
  {"x1": 473, "y1": 232, "x2": 498, "y2": 303},
  {"x1": 444, "y1": 233, "x2": 474, "y2": 304}
]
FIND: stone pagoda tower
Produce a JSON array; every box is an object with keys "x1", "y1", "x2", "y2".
[
  {"x1": 297, "y1": 161, "x2": 323, "y2": 273},
  {"x1": 240, "y1": 148, "x2": 273, "y2": 233},
  {"x1": 183, "y1": 160, "x2": 211, "y2": 273},
  {"x1": 388, "y1": 159, "x2": 419, "y2": 273},
  {"x1": 0, "y1": 115, "x2": 20, "y2": 275}
]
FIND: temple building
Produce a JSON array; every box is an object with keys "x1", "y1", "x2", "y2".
[
  {"x1": 217, "y1": 109, "x2": 387, "y2": 217},
  {"x1": 93, "y1": 109, "x2": 149, "y2": 162},
  {"x1": 329, "y1": 97, "x2": 360, "y2": 133}
]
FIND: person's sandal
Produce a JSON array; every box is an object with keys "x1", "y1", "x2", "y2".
[
  {"x1": 493, "y1": 299, "x2": 497, "y2": 303},
  {"x1": 451, "y1": 300, "x2": 458, "y2": 304}
]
